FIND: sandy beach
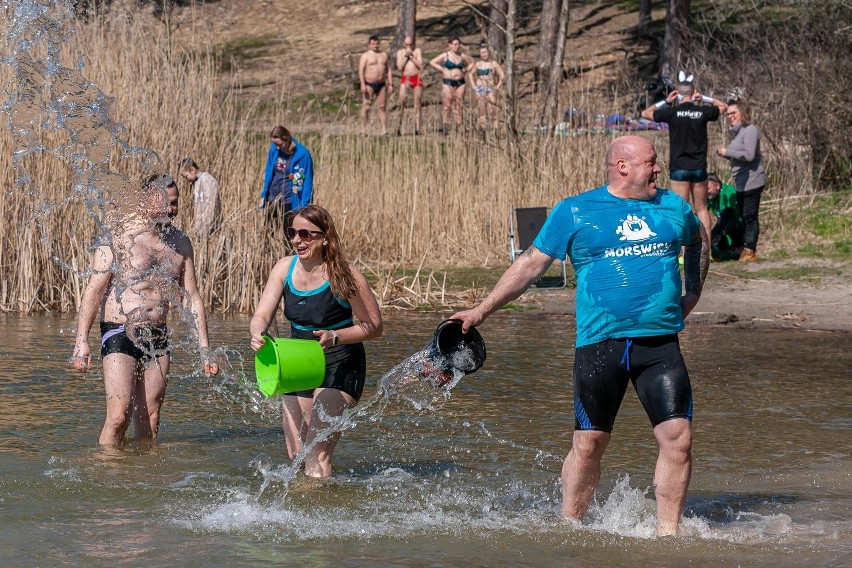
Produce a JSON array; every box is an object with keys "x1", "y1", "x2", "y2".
[{"x1": 520, "y1": 261, "x2": 852, "y2": 333}]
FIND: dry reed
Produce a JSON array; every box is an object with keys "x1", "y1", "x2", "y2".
[{"x1": 0, "y1": 3, "x2": 836, "y2": 314}]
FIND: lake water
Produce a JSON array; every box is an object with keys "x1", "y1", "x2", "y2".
[{"x1": 0, "y1": 312, "x2": 849, "y2": 566}]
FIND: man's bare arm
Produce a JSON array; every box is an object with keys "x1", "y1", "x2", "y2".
[
  {"x1": 73, "y1": 246, "x2": 113, "y2": 371},
  {"x1": 358, "y1": 53, "x2": 368, "y2": 86},
  {"x1": 450, "y1": 246, "x2": 556, "y2": 331},
  {"x1": 179, "y1": 244, "x2": 218, "y2": 374}
]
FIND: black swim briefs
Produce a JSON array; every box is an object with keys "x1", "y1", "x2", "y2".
[
  {"x1": 100, "y1": 322, "x2": 170, "y2": 363},
  {"x1": 572, "y1": 334, "x2": 692, "y2": 432}
]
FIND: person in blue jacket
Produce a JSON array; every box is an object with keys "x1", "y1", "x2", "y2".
[{"x1": 260, "y1": 125, "x2": 314, "y2": 226}]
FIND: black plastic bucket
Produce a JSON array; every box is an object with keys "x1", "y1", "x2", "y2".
[{"x1": 427, "y1": 319, "x2": 487, "y2": 374}]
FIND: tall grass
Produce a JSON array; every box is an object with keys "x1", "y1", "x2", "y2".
[{"x1": 0, "y1": 3, "x2": 838, "y2": 314}]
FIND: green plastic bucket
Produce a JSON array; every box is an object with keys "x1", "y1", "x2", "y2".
[{"x1": 255, "y1": 333, "x2": 326, "y2": 397}]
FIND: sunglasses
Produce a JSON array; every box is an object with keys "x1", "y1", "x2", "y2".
[{"x1": 286, "y1": 227, "x2": 324, "y2": 241}]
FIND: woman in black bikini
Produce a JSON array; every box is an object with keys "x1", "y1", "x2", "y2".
[
  {"x1": 249, "y1": 205, "x2": 383, "y2": 478},
  {"x1": 429, "y1": 37, "x2": 474, "y2": 133}
]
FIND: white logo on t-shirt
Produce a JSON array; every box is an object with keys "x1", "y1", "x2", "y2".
[{"x1": 616, "y1": 214, "x2": 657, "y2": 242}]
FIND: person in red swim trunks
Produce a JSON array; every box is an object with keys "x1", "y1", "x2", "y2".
[{"x1": 394, "y1": 36, "x2": 423, "y2": 135}]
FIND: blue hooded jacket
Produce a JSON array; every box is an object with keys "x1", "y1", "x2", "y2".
[{"x1": 260, "y1": 138, "x2": 314, "y2": 210}]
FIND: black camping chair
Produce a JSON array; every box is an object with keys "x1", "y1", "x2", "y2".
[{"x1": 508, "y1": 207, "x2": 568, "y2": 288}]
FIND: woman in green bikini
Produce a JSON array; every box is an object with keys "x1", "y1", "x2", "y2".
[{"x1": 429, "y1": 37, "x2": 474, "y2": 134}]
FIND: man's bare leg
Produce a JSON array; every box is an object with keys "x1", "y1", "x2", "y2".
[
  {"x1": 668, "y1": 180, "x2": 691, "y2": 205},
  {"x1": 360, "y1": 89, "x2": 374, "y2": 136},
  {"x1": 303, "y1": 388, "x2": 356, "y2": 478},
  {"x1": 561, "y1": 429, "x2": 611, "y2": 519},
  {"x1": 282, "y1": 394, "x2": 313, "y2": 461},
  {"x1": 413, "y1": 86, "x2": 422, "y2": 133},
  {"x1": 377, "y1": 87, "x2": 389, "y2": 135},
  {"x1": 653, "y1": 418, "x2": 692, "y2": 536},
  {"x1": 100, "y1": 353, "x2": 138, "y2": 446},
  {"x1": 133, "y1": 354, "x2": 169, "y2": 440},
  {"x1": 691, "y1": 180, "x2": 713, "y2": 245},
  {"x1": 396, "y1": 83, "x2": 408, "y2": 134}
]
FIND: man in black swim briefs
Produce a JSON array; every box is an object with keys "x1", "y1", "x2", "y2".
[
  {"x1": 72, "y1": 174, "x2": 219, "y2": 446},
  {"x1": 358, "y1": 34, "x2": 394, "y2": 136},
  {"x1": 452, "y1": 136, "x2": 709, "y2": 536}
]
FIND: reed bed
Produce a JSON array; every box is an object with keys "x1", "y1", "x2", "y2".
[{"x1": 0, "y1": 3, "x2": 835, "y2": 314}]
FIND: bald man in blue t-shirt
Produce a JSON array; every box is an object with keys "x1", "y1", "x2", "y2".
[{"x1": 452, "y1": 135, "x2": 709, "y2": 536}]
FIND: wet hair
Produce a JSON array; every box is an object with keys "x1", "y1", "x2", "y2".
[
  {"x1": 449, "y1": 37, "x2": 460, "y2": 45},
  {"x1": 143, "y1": 173, "x2": 176, "y2": 190},
  {"x1": 729, "y1": 98, "x2": 752, "y2": 126},
  {"x1": 270, "y1": 125, "x2": 291, "y2": 140},
  {"x1": 293, "y1": 205, "x2": 359, "y2": 299},
  {"x1": 179, "y1": 158, "x2": 199, "y2": 173},
  {"x1": 369, "y1": 35, "x2": 379, "y2": 43},
  {"x1": 707, "y1": 172, "x2": 721, "y2": 186}
]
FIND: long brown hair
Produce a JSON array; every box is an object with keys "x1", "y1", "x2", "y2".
[{"x1": 293, "y1": 205, "x2": 359, "y2": 299}]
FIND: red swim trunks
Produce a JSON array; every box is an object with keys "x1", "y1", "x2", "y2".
[{"x1": 401, "y1": 74, "x2": 423, "y2": 88}]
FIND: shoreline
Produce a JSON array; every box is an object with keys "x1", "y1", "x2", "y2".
[{"x1": 514, "y1": 274, "x2": 852, "y2": 333}]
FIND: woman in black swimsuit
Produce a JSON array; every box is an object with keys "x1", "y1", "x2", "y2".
[
  {"x1": 429, "y1": 37, "x2": 474, "y2": 133},
  {"x1": 250, "y1": 205, "x2": 383, "y2": 478}
]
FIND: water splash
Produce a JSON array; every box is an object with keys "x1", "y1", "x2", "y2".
[{"x1": 1, "y1": 0, "x2": 230, "y2": 371}]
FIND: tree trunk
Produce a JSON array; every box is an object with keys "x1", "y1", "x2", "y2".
[
  {"x1": 661, "y1": 0, "x2": 691, "y2": 81},
  {"x1": 392, "y1": 0, "x2": 417, "y2": 54},
  {"x1": 488, "y1": 0, "x2": 508, "y2": 58},
  {"x1": 537, "y1": 0, "x2": 570, "y2": 129},
  {"x1": 536, "y1": 0, "x2": 561, "y2": 91},
  {"x1": 638, "y1": 0, "x2": 652, "y2": 34},
  {"x1": 505, "y1": 0, "x2": 519, "y2": 151}
]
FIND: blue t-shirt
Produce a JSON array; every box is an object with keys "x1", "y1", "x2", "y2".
[{"x1": 533, "y1": 185, "x2": 700, "y2": 347}]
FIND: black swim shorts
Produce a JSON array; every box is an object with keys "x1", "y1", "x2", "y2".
[
  {"x1": 100, "y1": 322, "x2": 170, "y2": 363},
  {"x1": 289, "y1": 342, "x2": 367, "y2": 401},
  {"x1": 572, "y1": 334, "x2": 692, "y2": 432}
]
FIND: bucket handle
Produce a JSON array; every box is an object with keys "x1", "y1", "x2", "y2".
[{"x1": 261, "y1": 331, "x2": 275, "y2": 343}]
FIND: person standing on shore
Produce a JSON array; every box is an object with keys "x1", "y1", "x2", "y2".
[
  {"x1": 429, "y1": 37, "x2": 474, "y2": 134},
  {"x1": 471, "y1": 45, "x2": 505, "y2": 129},
  {"x1": 259, "y1": 126, "x2": 314, "y2": 232},
  {"x1": 716, "y1": 98, "x2": 766, "y2": 262},
  {"x1": 641, "y1": 71, "x2": 726, "y2": 241},
  {"x1": 451, "y1": 135, "x2": 709, "y2": 536},
  {"x1": 394, "y1": 36, "x2": 424, "y2": 136},
  {"x1": 72, "y1": 174, "x2": 219, "y2": 446},
  {"x1": 179, "y1": 158, "x2": 221, "y2": 236},
  {"x1": 358, "y1": 35, "x2": 394, "y2": 136},
  {"x1": 249, "y1": 205, "x2": 383, "y2": 477}
]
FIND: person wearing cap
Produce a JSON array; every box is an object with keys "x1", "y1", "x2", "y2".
[
  {"x1": 249, "y1": 205, "x2": 383, "y2": 478},
  {"x1": 72, "y1": 174, "x2": 219, "y2": 446},
  {"x1": 451, "y1": 135, "x2": 709, "y2": 536},
  {"x1": 642, "y1": 71, "x2": 727, "y2": 242},
  {"x1": 706, "y1": 173, "x2": 743, "y2": 261}
]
